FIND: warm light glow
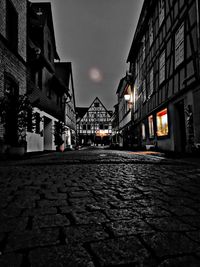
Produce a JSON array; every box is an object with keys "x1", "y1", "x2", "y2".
[
  {"x1": 89, "y1": 68, "x2": 103, "y2": 82},
  {"x1": 156, "y1": 108, "x2": 168, "y2": 136},
  {"x1": 124, "y1": 94, "x2": 131, "y2": 101},
  {"x1": 96, "y1": 130, "x2": 108, "y2": 137},
  {"x1": 148, "y1": 115, "x2": 154, "y2": 138}
]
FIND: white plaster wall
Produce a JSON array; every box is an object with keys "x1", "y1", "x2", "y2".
[{"x1": 26, "y1": 132, "x2": 43, "y2": 152}]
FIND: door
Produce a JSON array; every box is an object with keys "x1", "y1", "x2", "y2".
[{"x1": 174, "y1": 100, "x2": 186, "y2": 152}]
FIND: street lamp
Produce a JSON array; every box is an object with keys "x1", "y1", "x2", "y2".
[{"x1": 124, "y1": 94, "x2": 131, "y2": 101}]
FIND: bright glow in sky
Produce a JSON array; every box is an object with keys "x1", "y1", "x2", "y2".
[{"x1": 89, "y1": 68, "x2": 103, "y2": 83}]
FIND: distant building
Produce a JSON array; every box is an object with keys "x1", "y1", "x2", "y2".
[
  {"x1": 76, "y1": 97, "x2": 112, "y2": 146},
  {"x1": 26, "y1": 2, "x2": 70, "y2": 152},
  {"x1": 0, "y1": 0, "x2": 27, "y2": 152},
  {"x1": 126, "y1": 0, "x2": 200, "y2": 153}
]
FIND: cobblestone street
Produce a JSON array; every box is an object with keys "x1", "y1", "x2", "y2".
[{"x1": 0, "y1": 148, "x2": 200, "y2": 266}]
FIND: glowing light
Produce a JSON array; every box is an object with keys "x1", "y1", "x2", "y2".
[{"x1": 89, "y1": 68, "x2": 103, "y2": 82}]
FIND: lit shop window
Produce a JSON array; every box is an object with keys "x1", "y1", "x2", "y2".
[
  {"x1": 156, "y1": 108, "x2": 169, "y2": 136},
  {"x1": 148, "y1": 115, "x2": 154, "y2": 138},
  {"x1": 142, "y1": 123, "x2": 146, "y2": 140}
]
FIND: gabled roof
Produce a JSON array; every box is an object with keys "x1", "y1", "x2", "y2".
[
  {"x1": 87, "y1": 97, "x2": 111, "y2": 116},
  {"x1": 29, "y1": 1, "x2": 59, "y2": 60}
]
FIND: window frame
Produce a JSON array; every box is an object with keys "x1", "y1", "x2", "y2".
[
  {"x1": 159, "y1": 50, "x2": 165, "y2": 84},
  {"x1": 156, "y1": 108, "x2": 169, "y2": 137},
  {"x1": 148, "y1": 115, "x2": 154, "y2": 138},
  {"x1": 175, "y1": 23, "x2": 184, "y2": 68}
]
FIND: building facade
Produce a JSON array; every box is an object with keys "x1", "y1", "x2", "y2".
[
  {"x1": 26, "y1": 2, "x2": 70, "y2": 152},
  {"x1": 116, "y1": 75, "x2": 133, "y2": 148},
  {"x1": 127, "y1": 0, "x2": 200, "y2": 153},
  {"x1": 76, "y1": 97, "x2": 112, "y2": 146},
  {"x1": 55, "y1": 62, "x2": 76, "y2": 148},
  {"x1": 0, "y1": 0, "x2": 27, "y2": 153}
]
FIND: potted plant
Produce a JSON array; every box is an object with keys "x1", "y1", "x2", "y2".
[
  {"x1": 54, "y1": 120, "x2": 66, "y2": 152},
  {"x1": 0, "y1": 93, "x2": 33, "y2": 156}
]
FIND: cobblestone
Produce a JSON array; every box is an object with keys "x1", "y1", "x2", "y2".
[{"x1": 0, "y1": 148, "x2": 200, "y2": 266}]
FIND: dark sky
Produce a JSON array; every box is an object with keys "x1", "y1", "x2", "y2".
[{"x1": 31, "y1": 0, "x2": 144, "y2": 110}]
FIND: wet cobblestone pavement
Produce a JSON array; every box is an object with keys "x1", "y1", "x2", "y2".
[{"x1": 0, "y1": 148, "x2": 200, "y2": 266}]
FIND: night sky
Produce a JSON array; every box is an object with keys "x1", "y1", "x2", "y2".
[{"x1": 31, "y1": 0, "x2": 144, "y2": 110}]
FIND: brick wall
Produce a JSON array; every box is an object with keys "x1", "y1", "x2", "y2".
[
  {"x1": 0, "y1": 0, "x2": 27, "y2": 61},
  {"x1": 0, "y1": 0, "x2": 27, "y2": 142}
]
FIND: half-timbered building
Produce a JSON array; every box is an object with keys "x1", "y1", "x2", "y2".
[
  {"x1": 76, "y1": 97, "x2": 112, "y2": 146},
  {"x1": 127, "y1": 0, "x2": 200, "y2": 153}
]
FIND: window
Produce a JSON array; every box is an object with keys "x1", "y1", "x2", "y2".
[
  {"x1": 94, "y1": 102, "x2": 99, "y2": 108},
  {"x1": 104, "y1": 124, "x2": 108, "y2": 130},
  {"x1": 156, "y1": 108, "x2": 169, "y2": 136},
  {"x1": 149, "y1": 19, "x2": 153, "y2": 47},
  {"x1": 159, "y1": 0, "x2": 164, "y2": 27},
  {"x1": 175, "y1": 23, "x2": 184, "y2": 68},
  {"x1": 87, "y1": 124, "x2": 91, "y2": 130},
  {"x1": 82, "y1": 124, "x2": 86, "y2": 130},
  {"x1": 100, "y1": 124, "x2": 103, "y2": 130},
  {"x1": 142, "y1": 123, "x2": 146, "y2": 140},
  {"x1": 142, "y1": 35, "x2": 146, "y2": 62},
  {"x1": 149, "y1": 68, "x2": 154, "y2": 97},
  {"x1": 159, "y1": 51, "x2": 165, "y2": 84},
  {"x1": 143, "y1": 80, "x2": 146, "y2": 103},
  {"x1": 148, "y1": 115, "x2": 154, "y2": 138},
  {"x1": 6, "y1": 0, "x2": 18, "y2": 50}
]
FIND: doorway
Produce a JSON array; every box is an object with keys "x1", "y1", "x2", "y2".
[{"x1": 174, "y1": 100, "x2": 186, "y2": 152}]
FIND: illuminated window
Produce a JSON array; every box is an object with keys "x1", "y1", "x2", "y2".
[
  {"x1": 142, "y1": 123, "x2": 146, "y2": 140},
  {"x1": 148, "y1": 115, "x2": 154, "y2": 138},
  {"x1": 175, "y1": 23, "x2": 184, "y2": 68},
  {"x1": 159, "y1": 0, "x2": 164, "y2": 27},
  {"x1": 156, "y1": 108, "x2": 169, "y2": 136},
  {"x1": 159, "y1": 51, "x2": 165, "y2": 84}
]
